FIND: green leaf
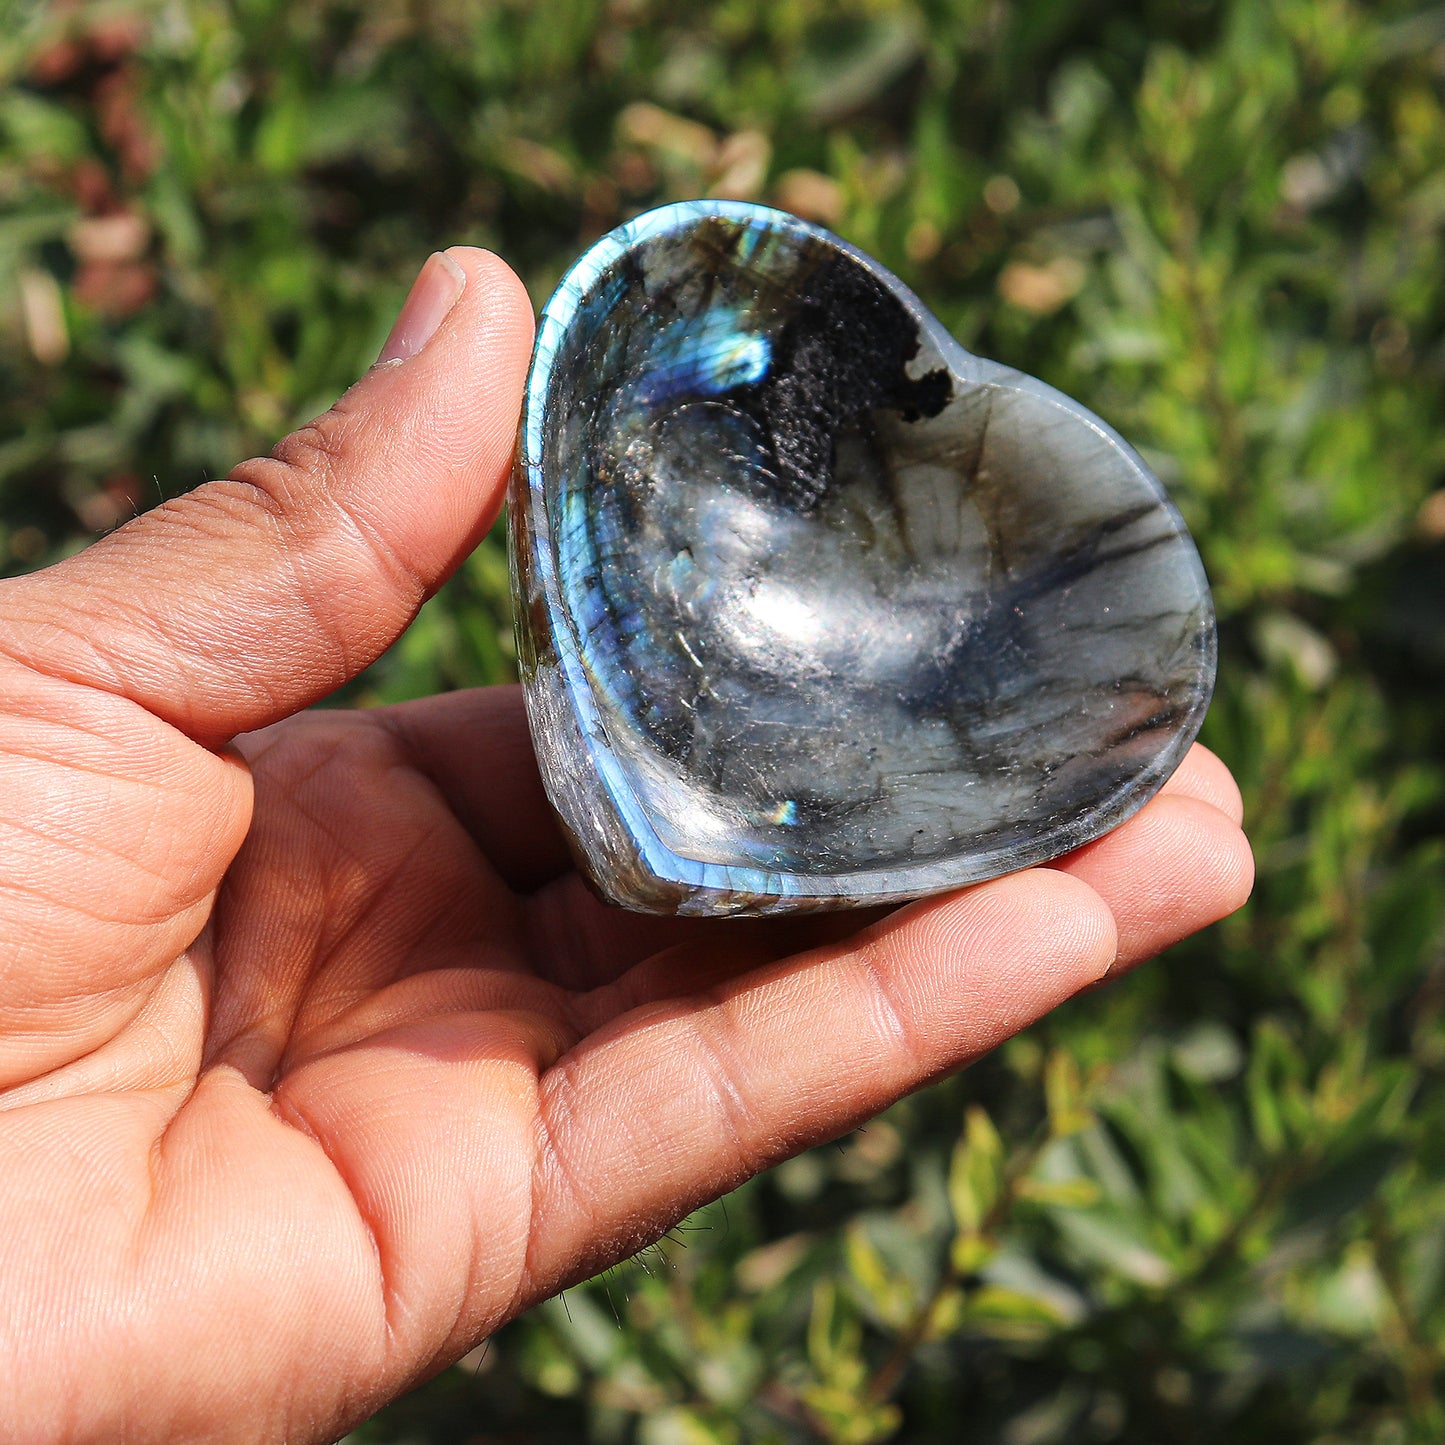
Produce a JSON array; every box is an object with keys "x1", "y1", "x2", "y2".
[{"x1": 1044, "y1": 1049, "x2": 1094, "y2": 1136}]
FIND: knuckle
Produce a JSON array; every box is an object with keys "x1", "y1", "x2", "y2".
[
  {"x1": 226, "y1": 401, "x2": 427, "y2": 611},
  {"x1": 225, "y1": 396, "x2": 359, "y2": 519}
]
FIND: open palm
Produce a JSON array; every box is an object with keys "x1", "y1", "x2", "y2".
[{"x1": 0, "y1": 250, "x2": 1252, "y2": 1444}]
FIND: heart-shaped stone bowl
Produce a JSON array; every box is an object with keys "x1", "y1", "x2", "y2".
[{"x1": 510, "y1": 200, "x2": 1215, "y2": 917}]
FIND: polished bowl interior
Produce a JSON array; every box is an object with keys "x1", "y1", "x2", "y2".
[{"x1": 512, "y1": 202, "x2": 1214, "y2": 914}]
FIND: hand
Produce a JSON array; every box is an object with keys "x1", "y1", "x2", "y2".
[{"x1": 0, "y1": 249, "x2": 1253, "y2": 1444}]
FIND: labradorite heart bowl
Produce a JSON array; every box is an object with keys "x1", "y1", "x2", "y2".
[{"x1": 509, "y1": 200, "x2": 1215, "y2": 917}]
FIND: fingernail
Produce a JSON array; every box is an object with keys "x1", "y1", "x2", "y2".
[{"x1": 376, "y1": 251, "x2": 467, "y2": 365}]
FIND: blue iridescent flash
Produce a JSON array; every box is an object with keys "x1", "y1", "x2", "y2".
[{"x1": 509, "y1": 201, "x2": 1215, "y2": 916}]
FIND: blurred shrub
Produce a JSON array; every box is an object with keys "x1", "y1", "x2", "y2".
[{"x1": 3, "y1": 0, "x2": 1445, "y2": 1440}]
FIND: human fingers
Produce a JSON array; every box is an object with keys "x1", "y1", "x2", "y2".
[
  {"x1": 524, "y1": 767, "x2": 1250, "y2": 995},
  {"x1": 1156, "y1": 742, "x2": 1244, "y2": 824},
  {"x1": 380, "y1": 700, "x2": 1249, "y2": 982},
  {"x1": 375, "y1": 688, "x2": 849, "y2": 987},
  {"x1": 517, "y1": 866, "x2": 1118, "y2": 1300},
  {"x1": 0, "y1": 250, "x2": 533, "y2": 747},
  {"x1": 1048, "y1": 788, "x2": 1253, "y2": 977},
  {"x1": 377, "y1": 685, "x2": 572, "y2": 891}
]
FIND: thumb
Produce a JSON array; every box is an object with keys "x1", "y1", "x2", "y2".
[{"x1": 0, "y1": 247, "x2": 534, "y2": 746}]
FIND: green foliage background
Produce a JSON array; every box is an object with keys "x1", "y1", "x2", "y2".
[{"x1": 4, "y1": 1, "x2": 1445, "y2": 1440}]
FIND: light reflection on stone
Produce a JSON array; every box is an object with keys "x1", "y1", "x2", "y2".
[{"x1": 509, "y1": 201, "x2": 1215, "y2": 916}]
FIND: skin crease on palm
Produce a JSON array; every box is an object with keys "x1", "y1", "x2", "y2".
[{"x1": 0, "y1": 247, "x2": 1253, "y2": 1444}]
